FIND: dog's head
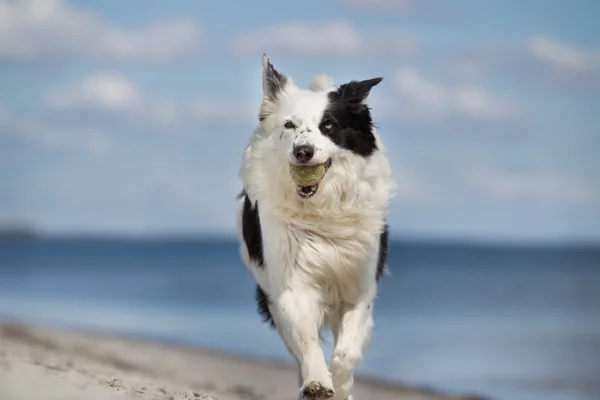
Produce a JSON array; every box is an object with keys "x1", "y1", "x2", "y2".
[{"x1": 254, "y1": 54, "x2": 383, "y2": 200}]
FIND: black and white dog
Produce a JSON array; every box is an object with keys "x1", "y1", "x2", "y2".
[{"x1": 237, "y1": 54, "x2": 395, "y2": 400}]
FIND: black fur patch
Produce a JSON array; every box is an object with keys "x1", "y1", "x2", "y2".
[
  {"x1": 376, "y1": 224, "x2": 389, "y2": 282},
  {"x1": 256, "y1": 285, "x2": 275, "y2": 328},
  {"x1": 322, "y1": 78, "x2": 383, "y2": 157},
  {"x1": 264, "y1": 62, "x2": 288, "y2": 100},
  {"x1": 241, "y1": 193, "x2": 264, "y2": 268},
  {"x1": 259, "y1": 59, "x2": 288, "y2": 121}
]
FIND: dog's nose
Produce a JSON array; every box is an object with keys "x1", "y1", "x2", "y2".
[{"x1": 293, "y1": 144, "x2": 315, "y2": 163}]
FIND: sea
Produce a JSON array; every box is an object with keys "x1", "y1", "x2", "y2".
[{"x1": 0, "y1": 238, "x2": 599, "y2": 400}]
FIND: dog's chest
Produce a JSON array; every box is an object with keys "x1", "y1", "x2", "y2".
[{"x1": 284, "y1": 224, "x2": 377, "y2": 299}]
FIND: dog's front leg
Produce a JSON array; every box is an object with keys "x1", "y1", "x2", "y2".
[
  {"x1": 331, "y1": 301, "x2": 374, "y2": 400},
  {"x1": 271, "y1": 288, "x2": 334, "y2": 400}
]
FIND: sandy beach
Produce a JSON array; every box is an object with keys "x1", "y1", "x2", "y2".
[{"x1": 0, "y1": 322, "x2": 487, "y2": 400}]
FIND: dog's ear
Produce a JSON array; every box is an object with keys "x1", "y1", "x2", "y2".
[
  {"x1": 261, "y1": 54, "x2": 288, "y2": 101},
  {"x1": 337, "y1": 77, "x2": 383, "y2": 104}
]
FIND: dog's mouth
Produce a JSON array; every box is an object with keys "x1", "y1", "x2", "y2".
[{"x1": 296, "y1": 158, "x2": 332, "y2": 199}]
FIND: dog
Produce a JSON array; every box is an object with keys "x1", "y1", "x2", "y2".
[{"x1": 237, "y1": 54, "x2": 395, "y2": 400}]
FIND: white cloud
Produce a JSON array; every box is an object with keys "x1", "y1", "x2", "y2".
[
  {"x1": 446, "y1": 59, "x2": 489, "y2": 82},
  {"x1": 342, "y1": 0, "x2": 462, "y2": 20},
  {"x1": 1, "y1": 99, "x2": 110, "y2": 154},
  {"x1": 0, "y1": 103, "x2": 8, "y2": 126},
  {"x1": 0, "y1": 0, "x2": 203, "y2": 61},
  {"x1": 0, "y1": 113, "x2": 111, "y2": 155},
  {"x1": 122, "y1": 165, "x2": 234, "y2": 214},
  {"x1": 527, "y1": 36, "x2": 600, "y2": 73},
  {"x1": 46, "y1": 74, "x2": 140, "y2": 111},
  {"x1": 443, "y1": 35, "x2": 600, "y2": 89},
  {"x1": 470, "y1": 169, "x2": 597, "y2": 204},
  {"x1": 189, "y1": 99, "x2": 255, "y2": 123},
  {"x1": 392, "y1": 69, "x2": 516, "y2": 120},
  {"x1": 44, "y1": 73, "x2": 254, "y2": 128},
  {"x1": 343, "y1": 0, "x2": 417, "y2": 12},
  {"x1": 231, "y1": 19, "x2": 415, "y2": 57},
  {"x1": 393, "y1": 167, "x2": 434, "y2": 202},
  {"x1": 22, "y1": 124, "x2": 111, "y2": 154}
]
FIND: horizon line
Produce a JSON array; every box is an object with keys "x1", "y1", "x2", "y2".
[{"x1": 1, "y1": 230, "x2": 599, "y2": 249}]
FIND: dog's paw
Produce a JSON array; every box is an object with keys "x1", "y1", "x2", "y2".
[{"x1": 301, "y1": 381, "x2": 335, "y2": 400}]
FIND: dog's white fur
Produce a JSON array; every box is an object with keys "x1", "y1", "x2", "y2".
[{"x1": 237, "y1": 55, "x2": 395, "y2": 400}]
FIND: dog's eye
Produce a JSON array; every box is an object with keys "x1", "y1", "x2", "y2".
[
  {"x1": 320, "y1": 121, "x2": 337, "y2": 134},
  {"x1": 284, "y1": 121, "x2": 296, "y2": 129}
]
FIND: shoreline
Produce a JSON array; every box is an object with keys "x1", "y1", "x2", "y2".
[{"x1": 0, "y1": 321, "x2": 491, "y2": 400}]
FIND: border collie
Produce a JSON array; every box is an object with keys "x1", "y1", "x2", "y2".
[{"x1": 237, "y1": 54, "x2": 395, "y2": 400}]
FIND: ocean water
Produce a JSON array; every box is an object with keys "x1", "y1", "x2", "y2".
[{"x1": 0, "y1": 238, "x2": 599, "y2": 400}]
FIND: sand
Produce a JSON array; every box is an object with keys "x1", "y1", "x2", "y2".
[{"x1": 0, "y1": 322, "x2": 487, "y2": 400}]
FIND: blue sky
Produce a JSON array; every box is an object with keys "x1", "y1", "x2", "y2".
[{"x1": 0, "y1": 0, "x2": 599, "y2": 242}]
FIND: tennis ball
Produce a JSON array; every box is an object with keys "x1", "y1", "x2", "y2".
[{"x1": 289, "y1": 163, "x2": 326, "y2": 187}]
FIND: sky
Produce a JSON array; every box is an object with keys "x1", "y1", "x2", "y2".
[{"x1": 0, "y1": 0, "x2": 599, "y2": 242}]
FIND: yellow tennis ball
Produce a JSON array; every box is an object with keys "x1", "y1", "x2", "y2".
[{"x1": 289, "y1": 163, "x2": 326, "y2": 187}]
